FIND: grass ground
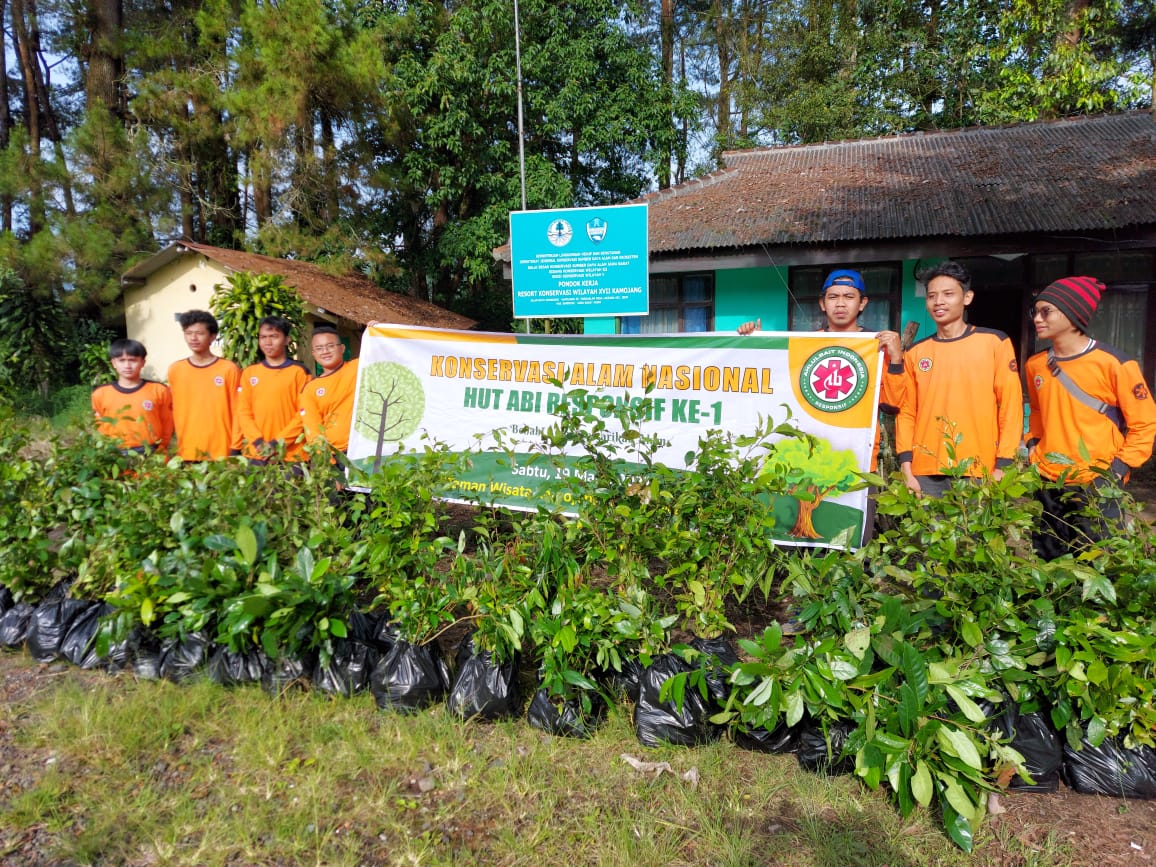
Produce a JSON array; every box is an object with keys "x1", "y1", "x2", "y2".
[{"x1": 1, "y1": 651, "x2": 1125, "y2": 867}]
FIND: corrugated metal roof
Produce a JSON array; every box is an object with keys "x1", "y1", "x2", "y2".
[
  {"x1": 124, "y1": 242, "x2": 476, "y2": 330},
  {"x1": 640, "y1": 112, "x2": 1156, "y2": 255}
]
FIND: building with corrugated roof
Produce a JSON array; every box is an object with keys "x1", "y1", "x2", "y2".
[{"x1": 498, "y1": 111, "x2": 1156, "y2": 381}]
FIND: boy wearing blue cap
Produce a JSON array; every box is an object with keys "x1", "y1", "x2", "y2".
[{"x1": 739, "y1": 268, "x2": 906, "y2": 468}]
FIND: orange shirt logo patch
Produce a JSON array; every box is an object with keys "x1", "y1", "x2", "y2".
[
  {"x1": 214, "y1": 376, "x2": 225, "y2": 386},
  {"x1": 1135, "y1": 383, "x2": 1150, "y2": 401},
  {"x1": 1033, "y1": 375, "x2": 1043, "y2": 390},
  {"x1": 918, "y1": 357, "x2": 932, "y2": 372}
]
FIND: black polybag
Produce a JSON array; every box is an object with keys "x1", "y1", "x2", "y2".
[
  {"x1": 26, "y1": 598, "x2": 91, "y2": 663},
  {"x1": 735, "y1": 722, "x2": 798, "y2": 754},
  {"x1": 369, "y1": 638, "x2": 450, "y2": 712},
  {"x1": 527, "y1": 687, "x2": 605, "y2": 738},
  {"x1": 59, "y1": 602, "x2": 111, "y2": 669},
  {"x1": 157, "y1": 632, "x2": 210, "y2": 683},
  {"x1": 605, "y1": 656, "x2": 645, "y2": 704},
  {"x1": 312, "y1": 638, "x2": 379, "y2": 697},
  {"x1": 0, "y1": 603, "x2": 35, "y2": 649},
  {"x1": 132, "y1": 633, "x2": 163, "y2": 679},
  {"x1": 262, "y1": 652, "x2": 315, "y2": 695},
  {"x1": 0, "y1": 585, "x2": 13, "y2": 615},
  {"x1": 690, "y1": 636, "x2": 739, "y2": 706},
  {"x1": 797, "y1": 720, "x2": 856, "y2": 774},
  {"x1": 348, "y1": 609, "x2": 396, "y2": 653},
  {"x1": 208, "y1": 645, "x2": 270, "y2": 687},
  {"x1": 633, "y1": 653, "x2": 721, "y2": 748},
  {"x1": 447, "y1": 634, "x2": 519, "y2": 721},
  {"x1": 1064, "y1": 737, "x2": 1156, "y2": 799},
  {"x1": 994, "y1": 707, "x2": 1063, "y2": 793}
]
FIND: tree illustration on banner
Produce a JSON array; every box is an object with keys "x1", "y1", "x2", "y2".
[
  {"x1": 354, "y1": 362, "x2": 426, "y2": 471},
  {"x1": 763, "y1": 436, "x2": 861, "y2": 539}
]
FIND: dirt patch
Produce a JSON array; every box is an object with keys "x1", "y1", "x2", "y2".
[{"x1": 989, "y1": 787, "x2": 1156, "y2": 865}]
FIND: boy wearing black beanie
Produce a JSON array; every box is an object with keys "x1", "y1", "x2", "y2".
[{"x1": 1024, "y1": 276, "x2": 1156, "y2": 559}]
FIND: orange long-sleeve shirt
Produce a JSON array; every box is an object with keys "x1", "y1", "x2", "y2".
[
  {"x1": 92, "y1": 380, "x2": 174, "y2": 452},
  {"x1": 168, "y1": 357, "x2": 242, "y2": 461},
  {"x1": 299, "y1": 358, "x2": 360, "y2": 452},
  {"x1": 235, "y1": 359, "x2": 311, "y2": 461},
  {"x1": 1026, "y1": 341, "x2": 1156, "y2": 484},
  {"x1": 897, "y1": 326, "x2": 1023, "y2": 477}
]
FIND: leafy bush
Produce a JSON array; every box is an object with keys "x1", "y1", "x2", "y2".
[{"x1": 209, "y1": 271, "x2": 306, "y2": 368}]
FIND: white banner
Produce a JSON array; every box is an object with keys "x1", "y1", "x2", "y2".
[{"x1": 348, "y1": 326, "x2": 884, "y2": 549}]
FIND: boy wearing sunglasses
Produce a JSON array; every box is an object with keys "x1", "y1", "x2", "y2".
[{"x1": 1024, "y1": 276, "x2": 1156, "y2": 559}]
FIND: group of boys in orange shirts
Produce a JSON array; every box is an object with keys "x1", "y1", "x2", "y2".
[
  {"x1": 742, "y1": 261, "x2": 1156, "y2": 559},
  {"x1": 95, "y1": 266, "x2": 1156, "y2": 562},
  {"x1": 91, "y1": 311, "x2": 360, "y2": 465}
]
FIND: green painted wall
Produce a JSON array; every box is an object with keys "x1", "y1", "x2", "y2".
[
  {"x1": 900, "y1": 259, "x2": 935, "y2": 342},
  {"x1": 580, "y1": 259, "x2": 943, "y2": 335},
  {"x1": 715, "y1": 266, "x2": 790, "y2": 331},
  {"x1": 583, "y1": 317, "x2": 616, "y2": 335}
]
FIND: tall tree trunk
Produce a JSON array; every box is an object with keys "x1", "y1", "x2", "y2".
[
  {"x1": 657, "y1": 0, "x2": 674, "y2": 189},
  {"x1": 320, "y1": 108, "x2": 338, "y2": 225},
  {"x1": 251, "y1": 142, "x2": 273, "y2": 229},
  {"x1": 10, "y1": 0, "x2": 44, "y2": 233},
  {"x1": 85, "y1": 0, "x2": 125, "y2": 118},
  {"x1": 0, "y1": 0, "x2": 13, "y2": 232},
  {"x1": 714, "y1": 0, "x2": 732, "y2": 159}
]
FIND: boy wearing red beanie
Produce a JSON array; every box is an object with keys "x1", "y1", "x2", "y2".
[{"x1": 1025, "y1": 275, "x2": 1156, "y2": 559}]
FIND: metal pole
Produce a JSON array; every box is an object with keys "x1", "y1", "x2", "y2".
[{"x1": 513, "y1": 0, "x2": 528, "y2": 212}]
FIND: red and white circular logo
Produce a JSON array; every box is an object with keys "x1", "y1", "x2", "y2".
[
  {"x1": 214, "y1": 376, "x2": 225, "y2": 387},
  {"x1": 799, "y1": 347, "x2": 869, "y2": 412},
  {"x1": 1033, "y1": 375, "x2": 1043, "y2": 390},
  {"x1": 142, "y1": 400, "x2": 154, "y2": 410},
  {"x1": 918, "y1": 357, "x2": 933, "y2": 373},
  {"x1": 250, "y1": 376, "x2": 259, "y2": 386},
  {"x1": 316, "y1": 387, "x2": 326, "y2": 397}
]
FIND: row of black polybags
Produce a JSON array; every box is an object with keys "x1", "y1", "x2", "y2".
[
  {"x1": 630, "y1": 640, "x2": 1156, "y2": 801},
  {"x1": 0, "y1": 584, "x2": 587, "y2": 735},
  {"x1": 1, "y1": 586, "x2": 1153, "y2": 800}
]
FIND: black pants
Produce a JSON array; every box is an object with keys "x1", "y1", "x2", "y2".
[{"x1": 1032, "y1": 481, "x2": 1123, "y2": 561}]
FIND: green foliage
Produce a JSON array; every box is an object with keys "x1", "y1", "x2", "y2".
[
  {"x1": 209, "y1": 271, "x2": 306, "y2": 369},
  {"x1": 4, "y1": 383, "x2": 1156, "y2": 855},
  {"x1": 0, "y1": 268, "x2": 69, "y2": 398},
  {"x1": 359, "y1": 448, "x2": 464, "y2": 644}
]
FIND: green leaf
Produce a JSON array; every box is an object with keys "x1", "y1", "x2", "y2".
[
  {"x1": 1086, "y1": 716, "x2": 1107, "y2": 747},
  {"x1": 900, "y1": 643, "x2": 928, "y2": 704},
  {"x1": 941, "y1": 776, "x2": 979, "y2": 824},
  {"x1": 911, "y1": 761, "x2": 933, "y2": 808},
  {"x1": 829, "y1": 657, "x2": 858, "y2": 681},
  {"x1": 942, "y1": 800, "x2": 974, "y2": 853},
  {"x1": 960, "y1": 618, "x2": 983, "y2": 648},
  {"x1": 844, "y1": 627, "x2": 870, "y2": 660},
  {"x1": 235, "y1": 523, "x2": 258, "y2": 566},
  {"x1": 785, "y1": 689, "x2": 804, "y2": 727},
  {"x1": 872, "y1": 731, "x2": 909, "y2": 752},
  {"x1": 1081, "y1": 572, "x2": 1116, "y2": 604},
  {"x1": 745, "y1": 677, "x2": 777, "y2": 708},
  {"x1": 330, "y1": 618, "x2": 347, "y2": 638},
  {"x1": 140, "y1": 597, "x2": 155, "y2": 626},
  {"x1": 898, "y1": 683, "x2": 920, "y2": 736},
  {"x1": 937, "y1": 726, "x2": 983, "y2": 771},
  {"x1": 945, "y1": 684, "x2": 987, "y2": 724},
  {"x1": 558, "y1": 624, "x2": 578, "y2": 653}
]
